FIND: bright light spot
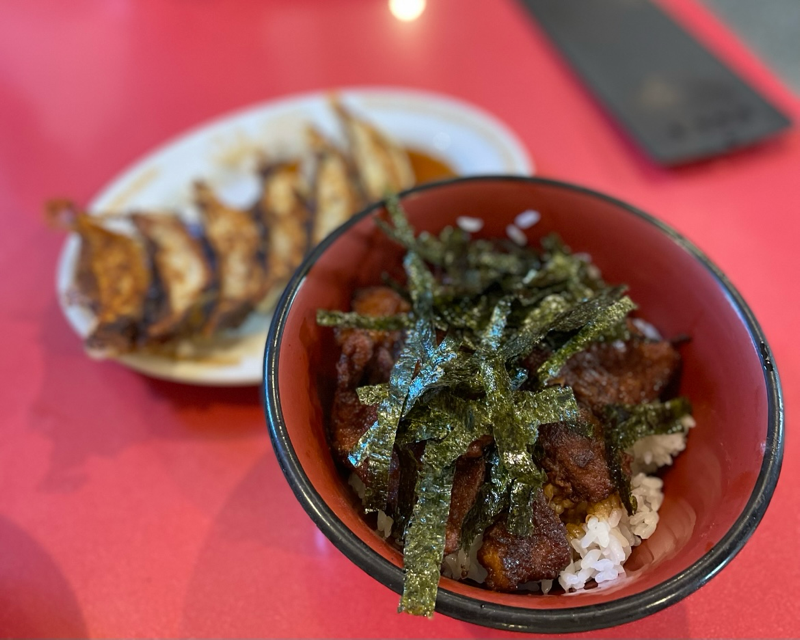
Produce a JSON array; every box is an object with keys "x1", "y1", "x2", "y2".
[{"x1": 389, "y1": 0, "x2": 426, "y2": 22}]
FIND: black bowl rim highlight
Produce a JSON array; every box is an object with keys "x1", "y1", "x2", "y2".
[{"x1": 263, "y1": 175, "x2": 784, "y2": 634}]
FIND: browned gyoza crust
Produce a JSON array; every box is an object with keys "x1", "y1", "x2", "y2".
[
  {"x1": 131, "y1": 213, "x2": 213, "y2": 340},
  {"x1": 256, "y1": 163, "x2": 310, "y2": 296},
  {"x1": 332, "y1": 100, "x2": 415, "y2": 203},
  {"x1": 194, "y1": 181, "x2": 268, "y2": 334},
  {"x1": 71, "y1": 212, "x2": 151, "y2": 355},
  {"x1": 306, "y1": 127, "x2": 363, "y2": 246}
]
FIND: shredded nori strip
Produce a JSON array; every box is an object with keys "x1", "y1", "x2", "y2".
[
  {"x1": 499, "y1": 294, "x2": 569, "y2": 361},
  {"x1": 548, "y1": 286, "x2": 626, "y2": 333},
  {"x1": 515, "y1": 386, "x2": 580, "y2": 437},
  {"x1": 397, "y1": 462, "x2": 454, "y2": 617},
  {"x1": 348, "y1": 334, "x2": 419, "y2": 511},
  {"x1": 316, "y1": 309, "x2": 412, "y2": 330},
  {"x1": 404, "y1": 334, "x2": 462, "y2": 414},
  {"x1": 507, "y1": 479, "x2": 539, "y2": 537},
  {"x1": 536, "y1": 296, "x2": 637, "y2": 384},
  {"x1": 399, "y1": 399, "x2": 489, "y2": 616},
  {"x1": 356, "y1": 384, "x2": 389, "y2": 406},
  {"x1": 604, "y1": 398, "x2": 692, "y2": 513}
]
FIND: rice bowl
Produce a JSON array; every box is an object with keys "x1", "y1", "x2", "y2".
[{"x1": 264, "y1": 176, "x2": 783, "y2": 632}]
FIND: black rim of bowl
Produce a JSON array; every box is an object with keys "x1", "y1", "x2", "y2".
[{"x1": 263, "y1": 175, "x2": 784, "y2": 634}]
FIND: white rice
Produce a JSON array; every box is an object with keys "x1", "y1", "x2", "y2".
[
  {"x1": 506, "y1": 224, "x2": 528, "y2": 246},
  {"x1": 631, "y1": 414, "x2": 696, "y2": 475},
  {"x1": 631, "y1": 317, "x2": 663, "y2": 341},
  {"x1": 557, "y1": 472, "x2": 664, "y2": 592},
  {"x1": 456, "y1": 216, "x2": 484, "y2": 233},
  {"x1": 442, "y1": 533, "x2": 487, "y2": 583},
  {"x1": 515, "y1": 210, "x2": 541, "y2": 229}
]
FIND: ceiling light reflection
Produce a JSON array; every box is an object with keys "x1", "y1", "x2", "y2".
[{"x1": 389, "y1": 0, "x2": 426, "y2": 22}]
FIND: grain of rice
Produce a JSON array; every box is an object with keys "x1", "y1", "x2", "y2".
[
  {"x1": 514, "y1": 209, "x2": 541, "y2": 229},
  {"x1": 506, "y1": 224, "x2": 528, "y2": 246},
  {"x1": 456, "y1": 216, "x2": 484, "y2": 233},
  {"x1": 631, "y1": 317, "x2": 663, "y2": 341}
]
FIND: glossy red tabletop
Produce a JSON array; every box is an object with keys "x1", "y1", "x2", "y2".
[{"x1": 0, "y1": 1, "x2": 797, "y2": 637}]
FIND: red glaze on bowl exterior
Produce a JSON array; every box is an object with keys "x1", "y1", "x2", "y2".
[{"x1": 264, "y1": 177, "x2": 783, "y2": 633}]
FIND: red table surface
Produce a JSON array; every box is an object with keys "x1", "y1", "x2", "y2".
[{"x1": 0, "y1": 0, "x2": 798, "y2": 637}]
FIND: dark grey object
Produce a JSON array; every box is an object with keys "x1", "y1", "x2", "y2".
[
  {"x1": 518, "y1": 0, "x2": 792, "y2": 165},
  {"x1": 701, "y1": 0, "x2": 800, "y2": 94}
]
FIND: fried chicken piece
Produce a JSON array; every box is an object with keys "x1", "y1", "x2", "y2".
[
  {"x1": 559, "y1": 338, "x2": 681, "y2": 418},
  {"x1": 538, "y1": 407, "x2": 614, "y2": 503},
  {"x1": 333, "y1": 287, "x2": 410, "y2": 387},
  {"x1": 256, "y1": 163, "x2": 310, "y2": 294},
  {"x1": 478, "y1": 490, "x2": 571, "y2": 591},
  {"x1": 329, "y1": 287, "x2": 410, "y2": 468},
  {"x1": 333, "y1": 100, "x2": 415, "y2": 202},
  {"x1": 194, "y1": 181, "x2": 267, "y2": 334},
  {"x1": 533, "y1": 336, "x2": 678, "y2": 502},
  {"x1": 131, "y1": 213, "x2": 212, "y2": 339},
  {"x1": 464, "y1": 434, "x2": 494, "y2": 458},
  {"x1": 49, "y1": 201, "x2": 151, "y2": 356},
  {"x1": 444, "y1": 456, "x2": 486, "y2": 555},
  {"x1": 330, "y1": 389, "x2": 378, "y2": 465},
  {"x1": 307, "y1": 128, "x2": 363, "y2": 245}
]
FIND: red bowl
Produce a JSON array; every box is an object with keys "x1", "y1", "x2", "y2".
[{"x1": 263, "y1": 176, "x2": 783, "y2": 633}]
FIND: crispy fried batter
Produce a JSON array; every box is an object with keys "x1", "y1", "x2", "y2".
[
  {"x1": 131, "y1": 213, "x2": 212, "y2": 339},
  {"x1": 478, "y1": 490, "x2": 571, "y2": 590},
  {"x1": 533, "y1": 337, "x2": 680, "y2": 504},
  {"x1": 538, "y1": 407, "x2": 614, "y2": 504},
  {"x1": 194, "y1": 181, "x2": 267, "y2": 334},
  {"x1": 444, "y1": 456, "x2": 486, "y2": 555},
  {"x1": 329, "y1": 287, "x2": 412, "y2": 512},
  {"x1": 329, "y1": 287, "x2": 411, "y2": 463},
  {"x1": 333, "y1": 100, "x2": 415, "y2": 202},
  {"x1": 257, "y1": 164, "x2": 310, "y2": 294},
  {"x1": 560, "y1": 337, "x2": 681, "y2": 417},
  {"x1": 307, "y1": 128, "x2": 363, "y2": 245}
]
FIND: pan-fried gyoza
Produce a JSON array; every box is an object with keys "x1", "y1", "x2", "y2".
[
  {"x1": 333, "y1": 101, "x2": 415, "y2": 202},
  {"x1": 49, "y1": 200, "x2": 151, "y2": 356},
  {"x1": 307, "y1": 127, "x2": 363, "y2": 245},
  {"x1": 131, "y1": 212, "x2": 213, "y2": 340},
  {"x1": 50, "y1": 99, "x2": 455, "y2": 359},
  {"x1": 256, "y1": 162, "x2": 311, "y2": 296},
  {"x1": 194, "y1": 181, "x2": 268, "y2": 334}
]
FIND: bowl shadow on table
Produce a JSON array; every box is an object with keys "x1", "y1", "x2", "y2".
[
  {"x1": 0, "y1": 516, "x2": 88, "y2": 638},
  {"x1": 32, "y1": 300, "x2": 266, "y2": 493},
  {"x1": 179, "y1": 453, "x2": 354, "y2": 636}
]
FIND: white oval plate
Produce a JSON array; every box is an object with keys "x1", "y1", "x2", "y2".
[{"x1": 57, "y1": 87, "x2": 533, "y2": 386}]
